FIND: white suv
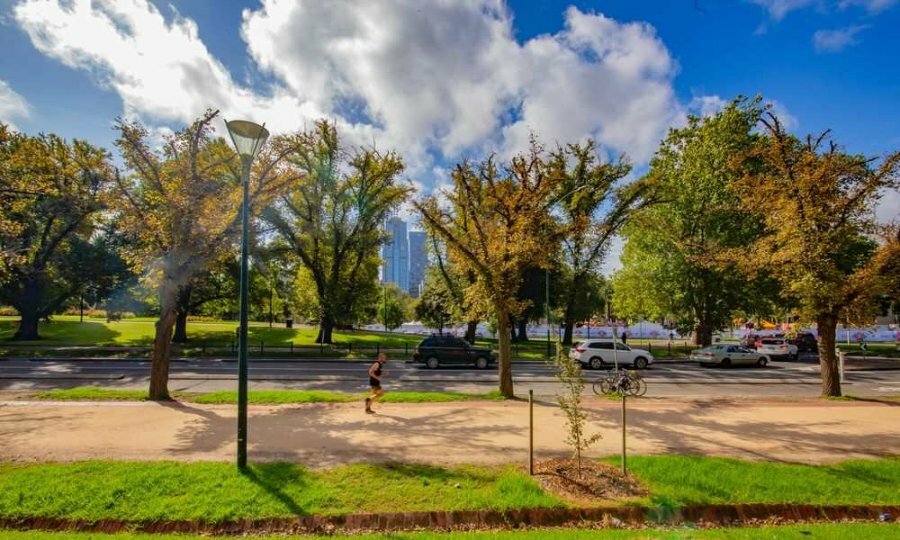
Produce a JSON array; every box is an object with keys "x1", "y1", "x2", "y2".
[
  {"x1": 755, "y1": 338, "x2": 799, "y2": 361},
  {"x1": 570, "y1": 340, "x2": 654, "y2": 370}
]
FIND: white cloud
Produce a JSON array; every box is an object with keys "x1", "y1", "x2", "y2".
[
  {"x1": 838, "y1": 0, "x2": 898, "y2": 12},
  {"x1": 874, "y1": 188, "x2": 900, "y2": 225},
  {"x1": 14, "y1": 0, "x2": 682, "y2": 181},
  {"x1": 0, "y1": 79, "x2": 30, "y2": 130},
  {"x1": 749, "y1": 0, "x2": 815, "y2": 20},
  {"x1": 767, "y1": 99, "x2": 799, "y2": 130},
  {"x1": 689, "y1": 95, "x2": 729, "y2": 117},
  {"x1": 812, "y1": 25, "x2": 869, "y2": 51}
]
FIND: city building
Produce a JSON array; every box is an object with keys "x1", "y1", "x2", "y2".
[
  {"x1": 381, "y1": 217, "x2": 409, "y2": 292},
  {"x1": 408, "y1": 231, "x2": 427, "y2": 298}
]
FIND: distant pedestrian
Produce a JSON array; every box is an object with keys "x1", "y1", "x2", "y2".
[
  {"x1": 621, "y1": 331, "x2": 627, "y2": 345},
  {"x1": 365, "y1": 353, "x2": 388, "y2": 414}
]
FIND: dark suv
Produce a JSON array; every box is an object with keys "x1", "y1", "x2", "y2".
[
  {"x1": 788, "y1": 332, "x2": 819, "y2": 353},
  {"x1": 412, "y1": 335, "x2": 496, "y2": 369}
]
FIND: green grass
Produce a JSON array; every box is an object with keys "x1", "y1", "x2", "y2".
[
  {"x1": 0, "y1": 462, "x2": 560, "y2": 522},
  {"x1": 624, "y1": 455, "x2": 900, "y2": 506},
  {"x1": 31, "y1": 387, "x2": 505, "y2": 404},
  {"x1": 0, "y1": 316, "x2": 423, "y2": 348},
  {"x1": 1, "y1": 459, "x2": 899, "y2": 532},
  {"x1": 838, "y1": 342, "x2": 900, "y2": 358},
  {"x1": 32, "y1": 388, "x2": 156, "y2": 401},
  {"x1": 0, "y1": 525, "x2": 898, "y2": 539}
]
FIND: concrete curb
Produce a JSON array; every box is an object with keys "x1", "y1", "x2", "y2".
[{"x1": 1, "y1": 504, "x2": 896, "y2": 535}]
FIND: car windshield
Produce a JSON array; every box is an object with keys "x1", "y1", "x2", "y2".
[{"x1": 761, "y1": 339, "x2": 783, "y2": 345}]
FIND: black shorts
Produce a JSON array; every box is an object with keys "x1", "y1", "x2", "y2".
[{"x1": 370, "y1": 383, "x2": 382, "y2": 390}]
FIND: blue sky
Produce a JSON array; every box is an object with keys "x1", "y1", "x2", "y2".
[
  {"x1": 1, "y1": 0, "x2": 898, "y2": 238},
  {"x1": 1, "y1": 1, "x2": 898, "y2": 161}
]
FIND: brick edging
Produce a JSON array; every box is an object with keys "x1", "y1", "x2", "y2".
[{"x1": 1, "y1": 504, "x2": 897, "y2": 535}]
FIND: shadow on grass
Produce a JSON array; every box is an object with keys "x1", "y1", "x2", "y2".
[{"x1": 240, "y1": 463, "x2": 313, "y2": 516}]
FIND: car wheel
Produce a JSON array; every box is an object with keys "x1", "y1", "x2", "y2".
[
  {"x1": 721, "y1": 358, "x2": 731, "y2": 368},
  {"x1": 633, "y1": 357, "x2": 649, "y2": 370},
  {"x1": 426, "y1": 356, "x2": 440, "y2": 369},
  {"x1": 475, "y1": 356, "x2": 489, "y2": 369},
  {"x1": 757, "y1": 356, "x2": 768, "y2": 368},
  {"x1": 589, "y1": 356, "x2": 603, "y2": 370}
]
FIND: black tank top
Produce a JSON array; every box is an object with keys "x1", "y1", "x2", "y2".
[{"x1": 369, "y1": 362, "x2": 382, "y2": 386}]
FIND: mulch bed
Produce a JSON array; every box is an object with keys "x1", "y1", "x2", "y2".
[{"x1": 533, "y1": 458, "x2": 647, "y2": 504}]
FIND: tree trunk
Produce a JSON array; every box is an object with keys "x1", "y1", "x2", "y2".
[
  {"x1": 13, "y1": 308, "x2": 40, "y2": 341},
  {"x1": 562, "y1": 320, "x2": 574, "y2": 347},
  {"x1": 173, "y1": 311, "x2": 188, "y2": 344},
  {"x1": 12, "y1": 279, "x2": 43, "y2": 341},
  {"x1": 172, "y1": 285, "x2": 192, "y2": 344},
  {"x1": 496, "y1": 310, "x2": 514, "y2": 398},
  {"x1": 316, "y1": 314, "x2": 334, "y2": 344},
  {"x1": 817, "y1": 312, "x2": 841, "y2": 397},
  {"x1": 562, "y1": 289, "x2": 577, "y2": 346},
  {"x1": 148, "y1": 283, "x2": 178, "y2": 401},
  {"x1": 517, "y1": 318, "x2": 529, "y2": 342},
  {"x1": 694, "y1": 319, "x2": 713, "y2": 347},
  {"x1": 465, "y1": 320, "x2": 478, "y2": 344}
]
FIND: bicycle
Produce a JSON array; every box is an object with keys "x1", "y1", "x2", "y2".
[{"x1": 592, "y1": 369, "x2": 647, "y2": 397}]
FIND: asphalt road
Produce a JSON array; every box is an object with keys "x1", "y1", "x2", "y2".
[{"x1": 1, "y1": 355, "x2": 898, "y2": 397}]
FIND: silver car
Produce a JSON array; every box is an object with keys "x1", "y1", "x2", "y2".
[{"x1": 691, "y1": 344, "x2": 768, "y2": 368}]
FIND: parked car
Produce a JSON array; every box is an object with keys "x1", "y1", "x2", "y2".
[
  {"x1": 740, "y1": 334, "x2": 760, "y2": 349},
  {"x1": 691, "y1": 344, "x2": 768, "y2": 368},
  {"x1": 569, "y1": 340, "x2": 654, "y2": 370},
  {"x1": 412, "y1": 335, "x2": 496, "y2": 369},
  {"x1": 756, "y1": 338, "x2": 799, "y2": 361},
  {"x1": 788, "y1": 332, "x2": 818, "y2": 354}
]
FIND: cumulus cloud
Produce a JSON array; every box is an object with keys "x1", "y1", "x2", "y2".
[
  {"x1": 688, "y1": 95, "x2": 729, "y2": 117},
  {"x1": 14, "y1": 0, "x2": 681, "y2": 184},
  {"x1": 874, "y1": 188, "x2": 900, "y2": 225},
  {"x1": 812, "y1": 25, "x2": 869, "y2": 51},
  {"x1": 0, "y1": 79, "x2": 30, "y2": 130}
]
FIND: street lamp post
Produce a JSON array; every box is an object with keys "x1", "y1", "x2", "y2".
[{"x1": 226, "y1": 119, "x2": 269, "y2": 470}]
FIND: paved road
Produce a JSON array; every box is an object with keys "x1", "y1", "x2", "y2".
[{"x1": 1, "y1": 355, "x2": 897, "y2": 397}]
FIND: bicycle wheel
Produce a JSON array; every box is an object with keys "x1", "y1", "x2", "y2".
[
  {"x1": 629, "y1": 377, "x2": 648, "y2": 397},
  {"x1": 592, "y1": 377, "x2": 610, "y2": 396}
]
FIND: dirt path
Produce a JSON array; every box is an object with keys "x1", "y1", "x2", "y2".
[{"x1": 1, "y1": 397, "x2": 898, "y2": 466}]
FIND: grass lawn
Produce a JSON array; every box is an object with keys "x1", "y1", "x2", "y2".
[
  {"x1": 1, "y1": 524, "x2": 899, "y2": 539},
  {"x1": 0, "y1": 316, "x2": 424, "y2": 349},
  {"x1": 1, "y1": 458, "x2": 899, "y2": 525},
  {"x1": 0, "y1": 462, "x2": 560, "y2": 522},
  {"x1": 623, "y1": 455, "x2": 900, "y2": 506},
  {"x1": 32, "y1": 387, "x2": 505, "y2": 404}
]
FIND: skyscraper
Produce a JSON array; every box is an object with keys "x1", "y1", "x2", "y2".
[
  {"x1": 408, "y1": 231, "x2": 427, "y2": 297},
  {"x1": 381, "y1": 217, "x2": 409, "y2": 292}
]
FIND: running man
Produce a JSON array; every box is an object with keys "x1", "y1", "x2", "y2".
[{"x1": 365, "y1": 353, "x2": 388, "y2": 414}]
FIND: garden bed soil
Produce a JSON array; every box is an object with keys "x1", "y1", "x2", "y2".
[{"x1": 533, "y1": 458, "x2": 647, "y2": 505}]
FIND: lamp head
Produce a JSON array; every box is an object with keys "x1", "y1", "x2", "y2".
[{"x1": 226, "y1": 120, "x2": 269, "y2": 160}]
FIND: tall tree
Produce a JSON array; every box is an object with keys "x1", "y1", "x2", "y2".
[
  {"x1": 264, "y1": 121, "x2": 409, "y2": 343},
  {"x1": 613, "y1": 97, "x2": 772, "y2": 346},
  {"x1": 415, "y1": 143, "x2": 565, "y2": 398},
  {"x1": 113, "y1": 110, "x2": 291, "y2": 400},
  {"x1": 548, "y1": 142, "x2": 648, "y2": 345},
  {"x1": 429, "y1": 234, "x2": 481, "y2": 343},
  {"x1": 735, "y1": 115, "x2": 900, "y2": 396},
  {"x1": 0, "y1": 124, "x2": 112, "y2": 339},
  {"x1": 414, "y1": 267, "x2": 457, "y2": 334}
]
